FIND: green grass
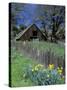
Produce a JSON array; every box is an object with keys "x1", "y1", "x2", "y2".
[
  {"x1": 11, "y1": 48, "x2": 38, "y2": 87},
  {"x1": 27, "y1": 41, "x2": 64, "y2": 56},
  {"x1": 11, "y1": 40, "x2": 65, "y2": 87}
]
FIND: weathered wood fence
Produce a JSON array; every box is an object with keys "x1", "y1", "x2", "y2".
[{"x1": 12, "y1": 41, "x2": 65, "y2": 71}]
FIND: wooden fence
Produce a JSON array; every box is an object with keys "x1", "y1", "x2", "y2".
[{"x1": 12, "y1": 41, "x2": 65, "y2": 71}]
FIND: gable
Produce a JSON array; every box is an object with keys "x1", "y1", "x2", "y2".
[{"x1": 15, "y1": 24, "x2": 47, "y2": 41}]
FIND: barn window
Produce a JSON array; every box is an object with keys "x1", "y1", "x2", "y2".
[
  {"x1": 30, "y1": 30, "x2": 38, "y2": 40},
  {"x1": 33, "y1": 31, "x2": 37, "y2": 37}
]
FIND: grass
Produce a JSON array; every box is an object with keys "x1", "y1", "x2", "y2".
[
  {"x1": 11, "y1": 48, "x2": 38, "y2": 87},
  {"x1": 11, "y1": 40, "x2": 65, "y2": 87},
  {"x1": 27, "y1": 41, "x2": 64, "y2": 56}
]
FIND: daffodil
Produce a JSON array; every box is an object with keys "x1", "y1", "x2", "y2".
[
  {"x1": 48, "y1": 64, "x2": 54, "y2": 70},
  {"x1": 32, "y1": 64, "x2": 44, "y2": 72},
  {"x1": 57, "y1": 66, "x2": 63, "y2": 75},
  {"x1": 58, "y1": 69, "x2": 62, "y2": 75},
  {"x1": 35, "y1": 64, "x2": 44, "y2": 70},
  {"x1": 57, "y1": 67, "x2": 63, "y2": 70},
  {"x1": 35, "y1": 66, "x2": 38, "y2": 71}
]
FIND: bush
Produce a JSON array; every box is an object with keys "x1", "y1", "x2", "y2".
[{"x1": 23, "y1": 64, "x2": 65, "y2": 85}]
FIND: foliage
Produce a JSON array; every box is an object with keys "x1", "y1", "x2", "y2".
[
  {"x1": 49, "y1": 6, "x2": 65, "y2": 42},
  {"x1": 56, "y1": 28, "x2": 65, "y2": 40},
  {"x1": 23, "y1": 64, "x2": 65, "y2": 85},
  {"x1": 19, "y1": 24, "x2": 27, "y2": 30},
  {"x1": 12, "y1": 25, "x2": 19, "y2": 36}
]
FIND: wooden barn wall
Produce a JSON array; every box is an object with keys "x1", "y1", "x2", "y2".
[{"x1": 18, "y1": 25, "x2": 44, "y2": 41}]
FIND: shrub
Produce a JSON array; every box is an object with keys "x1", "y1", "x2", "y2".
[{"x1": 23, "y1": 64, "x2": 65, "y2": 85}]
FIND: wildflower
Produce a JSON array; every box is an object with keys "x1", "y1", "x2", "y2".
[
  {"x1": 35, "y1": 64, "x2": 44, "y2": 70},
  {"x1": 32, "y1": 69, "x2": 34, "y2": 72},
  {"x1": 35, "y1": 66, "x2": 38, "y2": 71},
  {"x1": 58, "y1": 69, "x2": 62, "y2": 75},
  {"x1": 32, "y1": 64, "x2": 44, "y2": 72},
  {"x1": 57, "y1": 66, "x2": 63, "y2": 75},
  {"x1": 57, "y1": 66, "x2": 63, "y2": 70},
  {"x1": 48, "y1": 64, "x2": 54, "y2": 70}
]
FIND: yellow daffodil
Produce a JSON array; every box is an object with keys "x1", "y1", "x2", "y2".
[
  {"x1": 48, "y1": 64, "x2": 54, "y2": 70},
  {"x1": 35, "y1": 64, "x2": 44, "y2": 69},
  {"x1": 58, "y1": 69, "x2": 62, "y2": 75},
  {"x1": 57, "y1": 67, "x2": 63, "y2": 70},
  {"x1": 57, "y1": 66, "x2": 63, "y2": 75},
  {"x1": 32, "y1": 64, "x2": 44, "y2": 72}
]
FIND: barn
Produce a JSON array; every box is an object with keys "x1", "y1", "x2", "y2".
[{"x1": 15, "y1": 24, "x2": 47, "y2": 41}]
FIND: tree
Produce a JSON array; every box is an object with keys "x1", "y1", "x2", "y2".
[
  {"x1": 19, "y1": 24, "x2": 27, "y2": 30},
  {"x1": 50, "y1": 6, "x2": 65, "y2": 42},
  {"x1": 10, "y1": 3, "x2": 24, "y2": 38},
  {"x1": 10, "y1": 3, "x2": 65, "y2": 41},
  {"x1": 12, "y1": 25, "x2": 19, "y2": 37}
]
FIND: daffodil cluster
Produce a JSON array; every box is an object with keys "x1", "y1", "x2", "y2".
[
  {"x1": 57, "y1": 66, "x2": 63, "y2": 75},
  {"x1": 32, "y1": 64, "x2": 44, "y2": 72},
  {"x1": 23, "y1": 63, "x2": 65, "y2": 85}
]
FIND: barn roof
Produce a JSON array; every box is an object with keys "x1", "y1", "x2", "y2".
[
  {"x1": 15, "y1": 24, "x2": 33, "y2": 40},
  {"x1": 15, "y1": 23, "x2": 46, "y2": 40}
]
